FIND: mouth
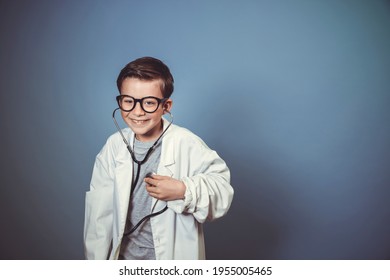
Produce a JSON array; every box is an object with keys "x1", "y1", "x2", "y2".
[{"x1": 130, "y1": 118, "x2": 149, "y2": 125}]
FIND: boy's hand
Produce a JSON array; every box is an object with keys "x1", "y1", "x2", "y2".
[{"x1": 144, "y1": 174, "x2": 186, "y2": 201}]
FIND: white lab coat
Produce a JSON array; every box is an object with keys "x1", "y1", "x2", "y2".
[{"x1": 84, "y1": 118, "x2": 234, "y2": 260}]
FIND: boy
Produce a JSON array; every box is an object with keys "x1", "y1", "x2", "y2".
[{"x1": 84, "y1": 57, "x2": 234, "y2": 259}]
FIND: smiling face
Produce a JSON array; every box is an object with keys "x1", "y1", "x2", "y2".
[{"x1": 119, "y1": 77, "x2": 172, "y2": 142}]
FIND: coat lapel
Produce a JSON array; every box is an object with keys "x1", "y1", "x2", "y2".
[
  {"x1": 153, "y1": 119, "x2": 176, "y2": 207},
  {"x1": 159, "y1": 118, "x2": 176, "y2": 176},
  {"x1": 113, "y1": 131, "x2": 134, "y2": 239}
]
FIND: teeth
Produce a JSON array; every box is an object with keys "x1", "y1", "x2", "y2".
[{"x1": 132, "y1": 120, "x2": 147, "y2": 124}]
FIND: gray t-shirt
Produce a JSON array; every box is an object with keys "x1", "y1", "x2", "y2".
[{"x1": 119, "y1": 138, "x2": 162, "y2": 260}]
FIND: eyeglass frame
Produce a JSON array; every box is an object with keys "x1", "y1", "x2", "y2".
[{"x1": 116, "y1": 95, "x2": 168, "y2": 113}]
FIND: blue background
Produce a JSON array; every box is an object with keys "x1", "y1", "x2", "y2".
[{"x1": 0, "y1": 0, "x2": 389, "y2": 259}]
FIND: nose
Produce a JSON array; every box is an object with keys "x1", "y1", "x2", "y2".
[{"x1": 133, "y1": 100, "x2": 145, "y2": 116}]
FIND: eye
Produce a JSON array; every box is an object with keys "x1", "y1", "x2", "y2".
[
  {"x1": 144, "y1": 99, "x2": 158, "y2": 107},
  {"x1": 123, "y1": 97, "x2": 134, "y2": 104}
]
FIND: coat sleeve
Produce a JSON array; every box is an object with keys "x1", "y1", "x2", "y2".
[
  {"x1": 83, "y1": 141, "x2": 115, "y2": 260},
  {"x1": 167, "y1": 134, "x2": 234, "y2": 223}
]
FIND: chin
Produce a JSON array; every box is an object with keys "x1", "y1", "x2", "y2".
[
  {"x1": 129, "y1": 126, "x2": 149, "y2": 135},
  {"x1": 130, "y1": 126, "x2": 155, "y2": 139},
  {"x1": 125, "y1": 119, "x2": 162, "y2": 141}
]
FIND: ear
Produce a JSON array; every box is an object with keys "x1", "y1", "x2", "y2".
[{"x1": 163, "y1": 99, "x2": 173, "y2": 113}]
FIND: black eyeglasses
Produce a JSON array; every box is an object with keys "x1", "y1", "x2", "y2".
[{"x1": 116, "y1": 95, "x2": 168, "y2": 113}]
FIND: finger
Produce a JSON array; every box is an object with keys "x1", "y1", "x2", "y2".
[
  {"x1": 145, "y1": 185, "x2": 160, "y2": 198},
  {"x1": 145, "y1": 181, "x2": 157, "y2": 189},
  {"x1": 144, "y1": 177, "x2": 159, "y2": 186},
  {"x1": 150, "y1": 174, "x2": 170, "y2": 180},
  {"x1": 145, "y1": 184, "x2": 157, "y2": 193},
  {"x1": 144, "y1": 183, "x2": 154, "y2": 189}
]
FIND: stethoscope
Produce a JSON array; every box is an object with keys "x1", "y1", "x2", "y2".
[{"x1": 112, "y1": 107, "x2": 174, "y2": 236}]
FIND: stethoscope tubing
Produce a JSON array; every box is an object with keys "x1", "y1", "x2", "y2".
[{"x1": 112, "y1": 108, "x2": 173, "y2": 236}]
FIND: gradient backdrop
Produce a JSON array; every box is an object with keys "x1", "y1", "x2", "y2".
[{"x1": 0, "y1": 0, "x2": 389, "y2": 259}]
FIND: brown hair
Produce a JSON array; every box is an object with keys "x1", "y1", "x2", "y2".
[{"x1": 116, "y1": 57, "x2": 174, "y2": 98}]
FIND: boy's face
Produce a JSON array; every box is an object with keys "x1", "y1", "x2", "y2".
[{"x1": 120, "y1": 77, "x2": 172, "y2": 142}]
